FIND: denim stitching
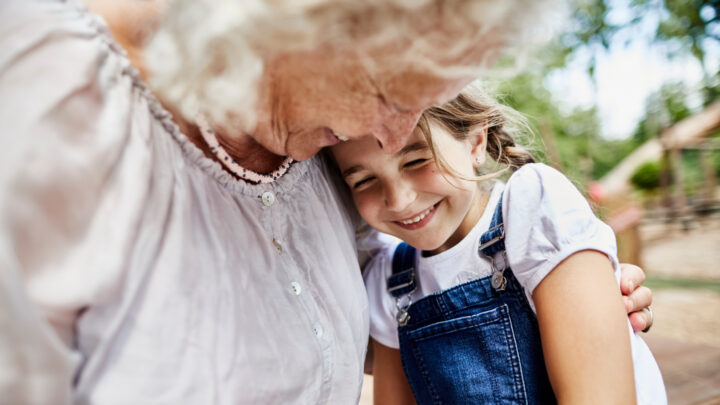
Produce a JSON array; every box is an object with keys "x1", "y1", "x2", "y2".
[
  {"x1": 408, "y1": 310, "x2": 506, "y2": 342},
  {"x1": 409, "y1": 335, "x2": 444, "y2": 404},
  {"x1": 505, "y1": 307, "x2": 529, "y2": 404},
  {"x1": 499, "y1": 304, "x2": 527, "y2": 403}
]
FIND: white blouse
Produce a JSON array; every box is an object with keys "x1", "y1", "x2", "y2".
[{"x1": 0, "y1": 1, "x2": 377, "y2": 404}]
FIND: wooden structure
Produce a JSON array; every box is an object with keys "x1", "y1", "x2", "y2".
[
  {"x1": 599, "y1": 100, "x2": 720, "y2": 202},
  {"x1": 595, "y1": 100, "x2": 720, "y2": 264}
]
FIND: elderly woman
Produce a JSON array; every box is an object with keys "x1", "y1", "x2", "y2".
[{"x1": 0, "y1": 0, "x2": 653, "y2": 403}]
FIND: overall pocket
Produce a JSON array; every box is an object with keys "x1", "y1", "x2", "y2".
[{"x1": 401, "y1": 304, "x2": 528, "y2": 405}]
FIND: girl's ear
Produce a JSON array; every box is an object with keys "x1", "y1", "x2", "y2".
[{"x1": 470, "y1": 125, "x2": 488, "y2": 168}]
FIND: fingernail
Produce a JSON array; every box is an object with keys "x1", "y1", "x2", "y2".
[
  {"x1": 628, "y1": 280, "x2": 635, "y2": 292},
  {"x1": 625, "y1": 298, "x2": 634, "y2": 312}
]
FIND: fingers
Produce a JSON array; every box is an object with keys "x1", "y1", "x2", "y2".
[
  {"x1": 623, "y1": 286, "x2": 653, "y2": 313},
  {"x1": 618, "y1": 263, "x2": 646, "y2": 295},
  {"x1": 629, "y1": 308, "x2": 652, "y2": 333},
  {"x1": 618, "y1": 263, "x2": 653, "y2": 333}
]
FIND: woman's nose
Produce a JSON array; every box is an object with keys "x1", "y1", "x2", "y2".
[
  {"x1": 384, "y1": 179, "x2": 416, "y2": 212},
  {"x1": 374, "y1": 109, "x2": 423, "y2": 154}
]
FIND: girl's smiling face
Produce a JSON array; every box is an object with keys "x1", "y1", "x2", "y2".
[{"x1": 331, "y1": 123, "x2": 488, "y2": 255}]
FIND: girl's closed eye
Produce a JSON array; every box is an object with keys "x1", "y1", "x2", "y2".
[
  {"x1": 401, "y1": 149, "x2": 433, "y2": 169},
  {"x1": 403, "y1": 158, "x2": 430, "y2": 168},
  {"x1": 350, "y1": 175, "x2": 376, "y2": 190}
]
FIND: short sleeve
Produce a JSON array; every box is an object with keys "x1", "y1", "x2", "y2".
[
  {"x1": 503, "y1": 164, "x2": 620, "y2": 307},
  {"x1": 363, "y1": 244, "x2": 402, "y2": 349}
]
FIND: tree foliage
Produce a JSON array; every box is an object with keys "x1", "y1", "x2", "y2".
[
  {"x1": 492, "y1": 0, "x2": 719, "y2": 185},
  {"x1": 630, "y1": 160, "x2": 662, "y2": 191}
]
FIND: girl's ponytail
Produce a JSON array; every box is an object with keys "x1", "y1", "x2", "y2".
[{"x1": 486, "y1": 127, "x2": 535, "y2": 170}]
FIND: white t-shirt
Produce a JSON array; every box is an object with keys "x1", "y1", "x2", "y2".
[{"x1": 364, "y1": 163, "x2": 666, "y2": 405}]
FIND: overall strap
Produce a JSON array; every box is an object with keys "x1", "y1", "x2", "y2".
[
  {"x1": 388, "y1": 242, "x2": 417, "y2": 298},
  {"x1": 478, "y1": 193, "x2": 509, "y2": 291},
  {"x1": 479, "y1": 194, "x2": 505, "y2": 256},
  {"x1": 387, "y1": 242, "x2": 418, "y2": 326}
]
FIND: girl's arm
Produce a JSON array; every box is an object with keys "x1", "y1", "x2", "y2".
[
  {"x1": 534, "y1": 250, "x2": 636, "y2": 405},
  {"x1": 372, "y1": 339, "x2": 417, "y2": 405}
]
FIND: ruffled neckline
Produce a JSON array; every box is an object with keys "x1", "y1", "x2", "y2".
[{"x1": 77, "y1": 0, "x2": 314, "y2": 198}]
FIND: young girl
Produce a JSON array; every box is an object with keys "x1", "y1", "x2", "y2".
[{"x1": 330, "y1": 87, "x2": 666, "y2": 404}]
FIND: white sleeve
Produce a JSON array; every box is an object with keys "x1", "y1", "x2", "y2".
[
  {"x1": 0, "y1": 1, "x2": 149, "y2": 400},
  {"x1": 363, "y1": 244, "x2": 403, "y2": 349},
  {"x1": 503, "y1": 164, "x2": 620, "y2": 308}
]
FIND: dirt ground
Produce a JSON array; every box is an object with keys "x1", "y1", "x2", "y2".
[
  {"x1": 647, "y1": 289, "x2": 720, "y2": 347},
  {"x1": 641, "y1": 217, "x2": 720, "y2": 281},
  {"x1": 640, "y1": 216, "x2": 720, "y2": 347}
]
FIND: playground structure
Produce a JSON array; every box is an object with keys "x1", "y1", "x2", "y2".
[{"x1": 596, "y1": 100, "x2": 720, "y2": 264}]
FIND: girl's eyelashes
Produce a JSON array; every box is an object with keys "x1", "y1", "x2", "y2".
[
  {"x1": 352, "y1": 176, "x2": 375, "y2": 190},
  {"x1": 403, "y1": 158, "x2": 428, "y2": 168}
]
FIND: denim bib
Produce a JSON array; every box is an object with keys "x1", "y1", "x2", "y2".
[{"x1": 387, "y1": 196, "x2": 555, "y2": 404}]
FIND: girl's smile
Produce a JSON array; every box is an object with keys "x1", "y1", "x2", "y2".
[{"x1": 392, "y1": 201, "x2": 440, "y2": 230}]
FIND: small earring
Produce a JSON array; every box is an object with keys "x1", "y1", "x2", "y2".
[{"x1": 475, "y1": 156, "x2": 483, "y2": 165}]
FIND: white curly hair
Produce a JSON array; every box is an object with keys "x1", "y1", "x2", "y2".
[{"x1": 146, "y1": 0, "x2": 565, "y2": 133}]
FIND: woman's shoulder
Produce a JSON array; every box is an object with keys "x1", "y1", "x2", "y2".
[
  {"x1": 2, "y1": 1, "x2": 124, "y2": 71},
  {"x1": 1, "y1": 0, "x2": 149, "y2": 137}
]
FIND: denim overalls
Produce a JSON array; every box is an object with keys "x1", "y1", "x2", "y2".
[{"x1": 387, "y1": 197, "x2": 555, "y2": 404}]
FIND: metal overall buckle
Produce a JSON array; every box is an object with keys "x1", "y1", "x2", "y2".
[
  {"x1": 478, "y1": 222, "x2": 508, "y2": 292},
  {"x1": 388, "y1": 270, "x2": 417, "y2": 327},
  {"x1": 488, "y1": 251, "x2": 508, "y2": 291}
]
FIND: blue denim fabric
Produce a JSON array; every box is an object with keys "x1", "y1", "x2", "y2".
[
  {"x1": 389, "y1": 196, "x2": 555, "y2": 404},
  {"x1": 396, "y1": 272, "x2": 555, "y2": 404}
]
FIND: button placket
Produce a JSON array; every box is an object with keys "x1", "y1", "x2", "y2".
[{"x1": 264, "y1": 190, "x2": 329, "y2": 390}]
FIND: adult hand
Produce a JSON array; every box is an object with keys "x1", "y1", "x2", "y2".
[{"x1": 619, "y1": 263, "x2": 653, "y2": 332}]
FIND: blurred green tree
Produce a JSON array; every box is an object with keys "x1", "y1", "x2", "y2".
[
  {"x1": 493, "y1": 0, "x2": 718, "y2": 185},
  {"x1": 630, "y1": 160, "x2": 662, "y2": 191}
]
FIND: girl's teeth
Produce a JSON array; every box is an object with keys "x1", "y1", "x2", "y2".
[
  {"x1": 400, "y1": 206, "x2": 433, "y2": 225},
  {"x1": 333, "y1": 132, "x2": 349, "y2": 142}
]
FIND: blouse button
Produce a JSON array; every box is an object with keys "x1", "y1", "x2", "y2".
[
  {"x1": 312, "y1": 323, "x2": 324, "y2": 338},
  {"x1": 261, "y1": 191, "x2": 276, "y2": 206},
  {"x1": 290, "y1": 281, "x2": 302, "y2": 295},
  {"x1": 272, "y1": 239, "x2": 283, "y2": 253}
]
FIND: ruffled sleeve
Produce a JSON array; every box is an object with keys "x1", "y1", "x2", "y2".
[
  {"x1": 503, "y1": 164, "x2": 620, "y2": 309},
  {"x1": 0, "y1": 1, "x2": 154, "y2": 398}
]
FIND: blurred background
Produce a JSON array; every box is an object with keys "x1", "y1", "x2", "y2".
[{"x1": 362, "y1": 0, "x2": 720, "y2": 403}]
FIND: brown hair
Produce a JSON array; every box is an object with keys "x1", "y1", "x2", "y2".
[{"x1": 417, "y1": 86, "x2": 535, "y2": 182}]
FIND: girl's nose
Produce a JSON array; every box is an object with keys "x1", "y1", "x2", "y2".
[
  {"x1": 374, "y1": 109, "x2": 423, "y2": 154},
  {"x1": 384, "y1": 179, "x2": 416, "y2": 212}
]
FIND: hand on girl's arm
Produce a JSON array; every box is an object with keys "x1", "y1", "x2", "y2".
[
  {"x1": 618, "y1": 263, "x2": 654, "y2": 332},
  {"x1": 371, "y1": 339, "x2": 417, "y2": 405},
  {"x1": 534, "y1": 251, "x2": 637, "y2": 405}
]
